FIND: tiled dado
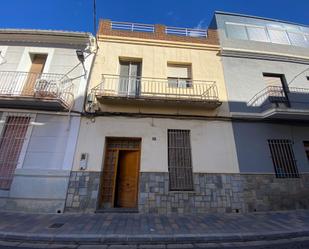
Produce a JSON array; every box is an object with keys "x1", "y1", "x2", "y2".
[{"x1": 65, "y1": 171, "x2": 309, "y2": 214}]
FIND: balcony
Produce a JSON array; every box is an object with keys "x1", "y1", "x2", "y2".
[
  {"x1": 91, "y1": 75, "x2": 221, "y2": 108},
  {"x1": 0, "y1": 71, "x2": 74, "y2": 111},
  {"x1": 247, "y1": 86, "x2": 309, "y2": 120}
]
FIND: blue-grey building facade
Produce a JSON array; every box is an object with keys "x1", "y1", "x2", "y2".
[{"x1": 211, "y1": 12, "x2": 309, "y2": 212}]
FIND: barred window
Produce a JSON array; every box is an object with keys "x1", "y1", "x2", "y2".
[
  {"x1": 0, "y1": 116, "x2": 30, "y2": 189},
  {"x1": 268, "y1": 139, "x2": 299, "y2": 178},
  {"x1": 167, "y1": 129, "x2": 193, "y2": 191}
]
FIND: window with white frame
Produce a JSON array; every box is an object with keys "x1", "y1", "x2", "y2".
[
  {"x1": 225, "y1": 23, "x2": 248, "y2": 40},
  {"x1": 0, "y1": 114, "x2": 31, "y2": 189},
  {"x1": 168, "y1": 129, "x2": 194, "y2": 191},
  {"x1": 167, "y1": 64, "x2": 192, "y2": 88},
  {"x1": 287, "y1": 31, "x2": 307, "y2": 47},
  {"x1": 267, "y1": 28, "x2": 290, "y2": 45},
  {"x1": 246, "y1": 25, "x2": 269, "y2": 42},
  {"x1": 224, "y1": 21, "x2": 309, "y2": 48}
]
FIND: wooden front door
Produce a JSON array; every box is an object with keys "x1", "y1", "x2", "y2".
[
  {"x1": 99, "y1": 138, "x2": 141, "y2": 210},
  {"x1": 115, "y1": 150, "x2": 139, "y2": 208},
  {"x1": 22, "y1": 54, "x2": 47, "y2": 95}
]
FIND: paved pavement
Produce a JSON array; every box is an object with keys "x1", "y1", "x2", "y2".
[{"x1": 1, "y1": 210, "x2": 309, "y2": 248}]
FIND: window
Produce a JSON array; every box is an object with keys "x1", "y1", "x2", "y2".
[
  {"x1": 246, "y1": 26, "x2": 269, "y2": 42},
  {"x1": 268, "y1": 139, "x2": 299, "y2": 178},
  {"x1": 167, "y1": 129, "x2": 194, "y2": 191},
  {"x1": 267, "y1": 29, "x2": 290, "y2": 45},
  {"x1": 167, "y1": 64, "x2": 192, "y2": 88},
  {"x1": 0, "y1": 116, "x2": 30, "y2": 189},
  {"x1": 119, "y1": 60, "x2": 141, "y2": 96},
  {"x1": 287, "y1": 32, "x2": 307, "y2": 47},
  {"x1": 303, "y1": 141, "x2": 309, "y2": 161},
  {"x1": 225, "y1": 23, "x2": 248, "y2": 40}
]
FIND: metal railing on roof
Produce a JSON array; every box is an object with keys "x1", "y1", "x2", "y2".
[
  {"x1": 165, "y1": 26, "x2": 207, "y2": 38},
  {"x1": 110, "y1": 21, "x2": 208, "y2": 38},
  {"x1": 111, "y1": 21, "x2": 155, "y2": 33}
]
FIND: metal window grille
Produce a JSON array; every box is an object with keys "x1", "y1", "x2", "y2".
[
  {"x1": 168, "y1": 129, "x2": 194, "y2": 191},
  {"x1": 268, "y1": 139, "x2": 299, "y2": 178},
  {"x1": 0, "y1": 115, "x2": 31, "y2": 189}
]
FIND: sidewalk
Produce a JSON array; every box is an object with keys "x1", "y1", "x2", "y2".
[{"x1": 0, "y1": 209, "x2": 309, "y2": 246}]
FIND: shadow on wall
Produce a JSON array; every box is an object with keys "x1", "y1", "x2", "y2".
[{"x1": 230, "y1": 87, "x2": 309, "y2": 113}]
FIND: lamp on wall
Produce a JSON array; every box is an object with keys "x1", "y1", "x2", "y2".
[
  {"x1": 76, "y1": 49, "x2": 85, "y2": 63},
  {"x1": 76, "y1": 49, "x2": 87, "y2": 76}
]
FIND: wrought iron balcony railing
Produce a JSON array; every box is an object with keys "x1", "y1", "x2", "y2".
[
  {"x1": 248, "y1": 85, "x2": 309, "y2": 109},
  {"x1": 92, "y1": 75, "x2": 220, "y2": 106},
  {"x1": 247, "y1": 86, "x2": 288, "y2": 107},
  {"x1": 0, "y1": 71, "x2": 74, "y2": 110}
]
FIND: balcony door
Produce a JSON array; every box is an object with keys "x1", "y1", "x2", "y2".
[
  {"x1": 263, "y1": 73, "x2": 287, "y2": 98},
  {"x1": 119, "y1": 61, "x2": 141, "y2": 97},
  {"x1": 22, "y1": 54, "x2": 47, "y2": 96}
]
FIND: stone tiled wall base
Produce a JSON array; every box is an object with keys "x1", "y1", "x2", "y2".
[
  {"x1": 139, "y1": 173, "x2": 245, "y2": 214},
  {"x1": 139, "y1": 173, "x2": 309, "y2": 214},
  {"x1": 242, "y1": 174, "x2": 309, "y2": 212},
  {"x1": 65, "y1": 171, "x2": 101, "y2": 213},
  {"x1": 64, "y1": 172, "x2": 309, "y2": 214}
]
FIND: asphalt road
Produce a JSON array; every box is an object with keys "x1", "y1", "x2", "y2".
[{"x1": 1, "y1": 239, "x2": 309, "y2": 249}]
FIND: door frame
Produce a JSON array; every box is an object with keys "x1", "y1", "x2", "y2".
[{"x1": 98, "y1": 137, "x2": 142, "y2": 210}]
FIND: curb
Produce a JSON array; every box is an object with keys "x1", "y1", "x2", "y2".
[{"x1": 1, "y1": 230, "x2": 309, "y2": 245}]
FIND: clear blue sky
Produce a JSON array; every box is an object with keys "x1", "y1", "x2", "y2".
[{"x1": 1, "y1": 0, "x2": 308, "y2": 33}]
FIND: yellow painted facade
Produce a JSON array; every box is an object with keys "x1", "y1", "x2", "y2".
[{"x1": 88, "y1": 36, "x2": 230, "y2": 117}]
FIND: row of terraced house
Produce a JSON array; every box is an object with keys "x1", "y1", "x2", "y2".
[{"x1": 0, "y1": 12, "x2": 309, "y2": 214}]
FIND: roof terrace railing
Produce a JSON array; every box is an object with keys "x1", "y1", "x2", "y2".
[
  {"x1": 165, "y1": 26, "x2": 207, "y2": 38},
  {"x1": 110, "y1": 21, "x2": 208, "y2": 38},
  {"x1": 111, "y1": 21, "x2": 155, "y2": 33}
]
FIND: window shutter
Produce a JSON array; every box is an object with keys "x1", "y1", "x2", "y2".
[
  {"x1": 167, "y1": 65, "x2": 190, "y2": 79},
  {"x1": 0, "y1": 116, "x2": 30, "y2": 189}
]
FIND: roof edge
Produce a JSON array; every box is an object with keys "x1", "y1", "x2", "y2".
[{"x1": 0, "y1": 28, "x2": 93, "y2": 38}]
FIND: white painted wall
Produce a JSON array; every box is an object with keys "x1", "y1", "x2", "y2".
[
  {"x1": 22, "y1": 114, "x2": 80, "y2": 170},
  {"x1": 73, "y1": 116, "x2": 239, "y2": 174},
  {"x1": 0, "y1": 44, "x2": 94, "y2": 112}
]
